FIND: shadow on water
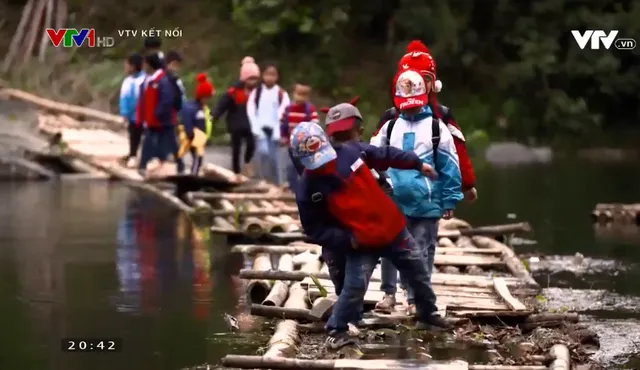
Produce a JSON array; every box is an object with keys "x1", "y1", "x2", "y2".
[{"x1": 0, "y1": 182, "x2": 265, "y2": 370}]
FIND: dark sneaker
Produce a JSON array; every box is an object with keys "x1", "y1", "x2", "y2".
[
  {"x1": 415, "y1": 314, "x2": 452, "y2": 330},
  {"x1": 374, "y1": 294, "x2": 396, "y2": 313},
  {"x1": 325, "y1": 331, "x2": 357, "y2": 350}
]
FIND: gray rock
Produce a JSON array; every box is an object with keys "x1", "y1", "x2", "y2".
[{"x1": 485, "y1": 142, "x2": 553, "y2": 165}]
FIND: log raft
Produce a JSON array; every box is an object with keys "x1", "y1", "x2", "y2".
[
  {"x1": 0, "y1": 89, "x2": 273, "y2": 214},
  {"x1": 228, "y1": 220, "x2": 584, "y2": 368},
  {"x1": 591, "y1": 203, "x2": 640, "y2": 224}
]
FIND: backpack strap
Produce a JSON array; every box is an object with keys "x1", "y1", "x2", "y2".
[
  {"x1": 254, "y1": 84, "x2": 263, "y2": 110},
  {"x1": 432, "y1": 118, "x2": 441, "y2": 166},
  {"x1": 303, "y1": 102, "x2": 311, "y2": 122},
  {"x1": 385, "y1": 118, "x2": 397, "y2": 146},
  {"x1": 278, "y1": 88, "x2": 284, "y2": 105}
]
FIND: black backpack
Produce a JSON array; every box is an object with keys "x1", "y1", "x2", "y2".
[
  {"x1": 166, "y1": 72, "x2": 184, "y2": 111},
  {"x1": 385, "y1": 116, "x2": 441, "y2": 165}
]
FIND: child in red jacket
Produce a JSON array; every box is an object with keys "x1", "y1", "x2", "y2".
[{"x1": 290, "y1": 121, "x2": 450, "y2": 350}]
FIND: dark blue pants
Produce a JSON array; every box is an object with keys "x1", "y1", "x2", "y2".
[
  {"x1": 326, "y1": 228, "x2": 438, "y2": 334},
  {"x1": 138, "y1": 127, "x2": 184, "y2": 172}
]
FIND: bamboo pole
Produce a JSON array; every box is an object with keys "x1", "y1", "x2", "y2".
[
  {"x1": 440, "y1": 222, "x2": 532, "y2": 238},
  {"x1": 246, "y1": 253, "x2": 272, "y2": 303},
  {"x1": 548, "y1": 344, "x2": 570, "y2": 370},
  {"x1": 191, "y1": 191, "x2": 296, "y2": 201},
  {"x1": 201, "y1": 162, "x2": 248, "y2": 184},
  {"x1": 22, "y1": 0, "x2": 47, "y2": 64},
  {"x1": 38, "y1": 0, "x2": 54, "y2": 62},
  {"x1": 262, "y1": 254, "x2": 294, "y2": 307},
  {"x1": 263, "y1": 283, "x2": 309, "y2": 358},
  {"x1": 231, "y1": 244, "x2": 321, "y2": 255},
  {"x1": 2, "y1": 0, "x2": 35, "y2": 72},
  {"x1": 473, "y1": 236, "x2": 539, "y2": 288},
  {"x1": 54, "y1": 0, "x2": 67, "y2": 30},
  {"x1": 250, "y1": 304, "x2": 313, "y2": 321},
  {"x1": 2, "y1": 89, "x2": 124, "y2": 124}
]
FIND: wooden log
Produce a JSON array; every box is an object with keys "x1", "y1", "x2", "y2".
[
  {"x1": 213, "y1": 216, "x2": 236, "y2": 231},
  {"x1": 222, "y1": 355, "x2": 334, "y2": 369},
  {"x1": 492, "y1": 277, "x2": 527, "y2": 311},
  {"x1": 439, "y1": 222, "x2": 532, "y2": 238},
  {"x1": 2, "y1": 89, "x2": 124, "y2": 125},
  {"x1": 473, "y1": 236, "x2": 539, "y2": 288},
  {"x1": 250, "y1": 304, "x2": 312, "y2": 320},
  {"x1": 222, "y1": 355, "x2": 472, "y2": 369},
  {"x1": 211, "y1": 207, "x2": 298, "y2": 217},
  {"x1": 263, "y1": 283, "x2": 309, "y2": 357},
  {"x1": 38, "y1": 0, "x2": 54, "y2": 62},
  {"x1": 201, "y1": 162, "x2": 247, "y2": 184},
  {"x1": 468, "y1": 366, "x2": 546, "y2": 370},
  {"x1": 231, "y1": 244, "x2": 321, "y2": 255},
  {"x1": 23, "y1": 0, "x2": 47, "y2": 64},
  {"x1": 191, "y1": 191, "x2": 296, "y2": 201},
  {"x1": 523, "y1": 313, "x2": 579, "y2": 323},
  {"x1": 440, "y1": 218, "x2": 472, "y2": 230},
  {"x1": 549, "y1": 344, "x2": 570, "y2": 370},
  {"x1": 262, "y1": 254, "x2": 294, "y2": 307},
  {"x1": 301, "y1": 257, "x2": 322, "y2": 273},
  {"x1": 246, "y1": 254, "x2": 272, "y2": 304},
  {"x1": 309, "y1": 295, "x2": 338, "y2": 320}
]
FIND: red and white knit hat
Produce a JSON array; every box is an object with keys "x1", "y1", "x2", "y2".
[{"x1": 396, "y1": 40, "x2": 442, "y2": 93}]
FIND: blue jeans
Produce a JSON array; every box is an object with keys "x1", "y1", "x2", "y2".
[
  {"x1": 380, "y1": 218, "x2": 438, "y2": 305},
  {"x1": 256, "y1": 138, "x2": 283, "y2": 185},
  {"x1": 323, "y1": 248, "x2": 363, "y2": 323},
  {"x1": 326, "y1": 228, "x2": 438, "y2": 334}
]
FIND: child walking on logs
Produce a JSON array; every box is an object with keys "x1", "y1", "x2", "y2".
[
  {"x1": 212, "y1": 57, "x2": 260, "y2": 182},
  {"x1": 290, "y1": 120, "x2": 450, "y2": 350},
  {"x1": 280, "y1": 83, "x2": 318, "y2": 192},
  {"x1": 177, "y1": 73, "x2": 214, "y2": 175},
  {"x1": 247, "y1": 63, "x2": 290, "y2": 185},
  {"x1": 370, "y1": 69, "x2": 464, "y2": 315},
  {"x1": 119, "y1": 54, "x2": 145, "y2": 168},
  {"x1": 137, "y1": 53, "x2": 176, "y2": 177}
]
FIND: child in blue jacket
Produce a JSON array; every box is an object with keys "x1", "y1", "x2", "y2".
[
  {"x1": 290, "y1": 121, "x2": 450, "y2": 350},
  {"x1": 370, "y1": 69, "x2": 463, "y2": 314},
  {"x1": 119, "y1": 54, "x2": 145, "y2": 168},
  {"x1": 178, "y1": 73, "x2": 214, "y2": 175}
]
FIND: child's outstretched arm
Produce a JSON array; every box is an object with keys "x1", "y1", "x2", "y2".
[{"x1": 354, "y1": 142, "x2": 422, "y2": 172}]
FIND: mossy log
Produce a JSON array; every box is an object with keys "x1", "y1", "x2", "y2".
[
  {"x1": 246, "y1": 253, "x2": 272, "y2": 303},
  {"x1": 263, "y1": 283, "x2": 309, "y2": 358},
  {"x1": 549, "y1": 344, "x2": 571, "y2": 370},
  {"x1": 262, "y1": 254, "x2": 294, "y2": 307}
]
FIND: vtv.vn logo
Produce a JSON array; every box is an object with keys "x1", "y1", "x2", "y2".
[{"x1": 571, "y1": 30, "x2": 636, "y2": 50}]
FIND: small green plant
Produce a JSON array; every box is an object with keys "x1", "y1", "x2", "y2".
[{"x1": 309, "y1": 274, "x2": 327, "y2": 297}]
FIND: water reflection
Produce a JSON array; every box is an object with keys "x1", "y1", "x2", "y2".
[{"x1": 114, "y1": 194, "x2": 217, "y2": 319}]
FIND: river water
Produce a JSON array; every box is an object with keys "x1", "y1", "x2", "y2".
[{"x1": 0, "y1": 158, "x2": 639, "y2": 369}]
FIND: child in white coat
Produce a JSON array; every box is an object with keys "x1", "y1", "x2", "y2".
[{"x1": 247, "y1": 64, "x2": 290, "y2": 185}]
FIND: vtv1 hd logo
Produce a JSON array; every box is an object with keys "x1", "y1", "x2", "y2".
[
  {"x1": 46, "y1": 29, "x2": 114, "y2": 48},
  {"x1": 571, "y1": 30, "x2": 636, "y2": 50}
]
